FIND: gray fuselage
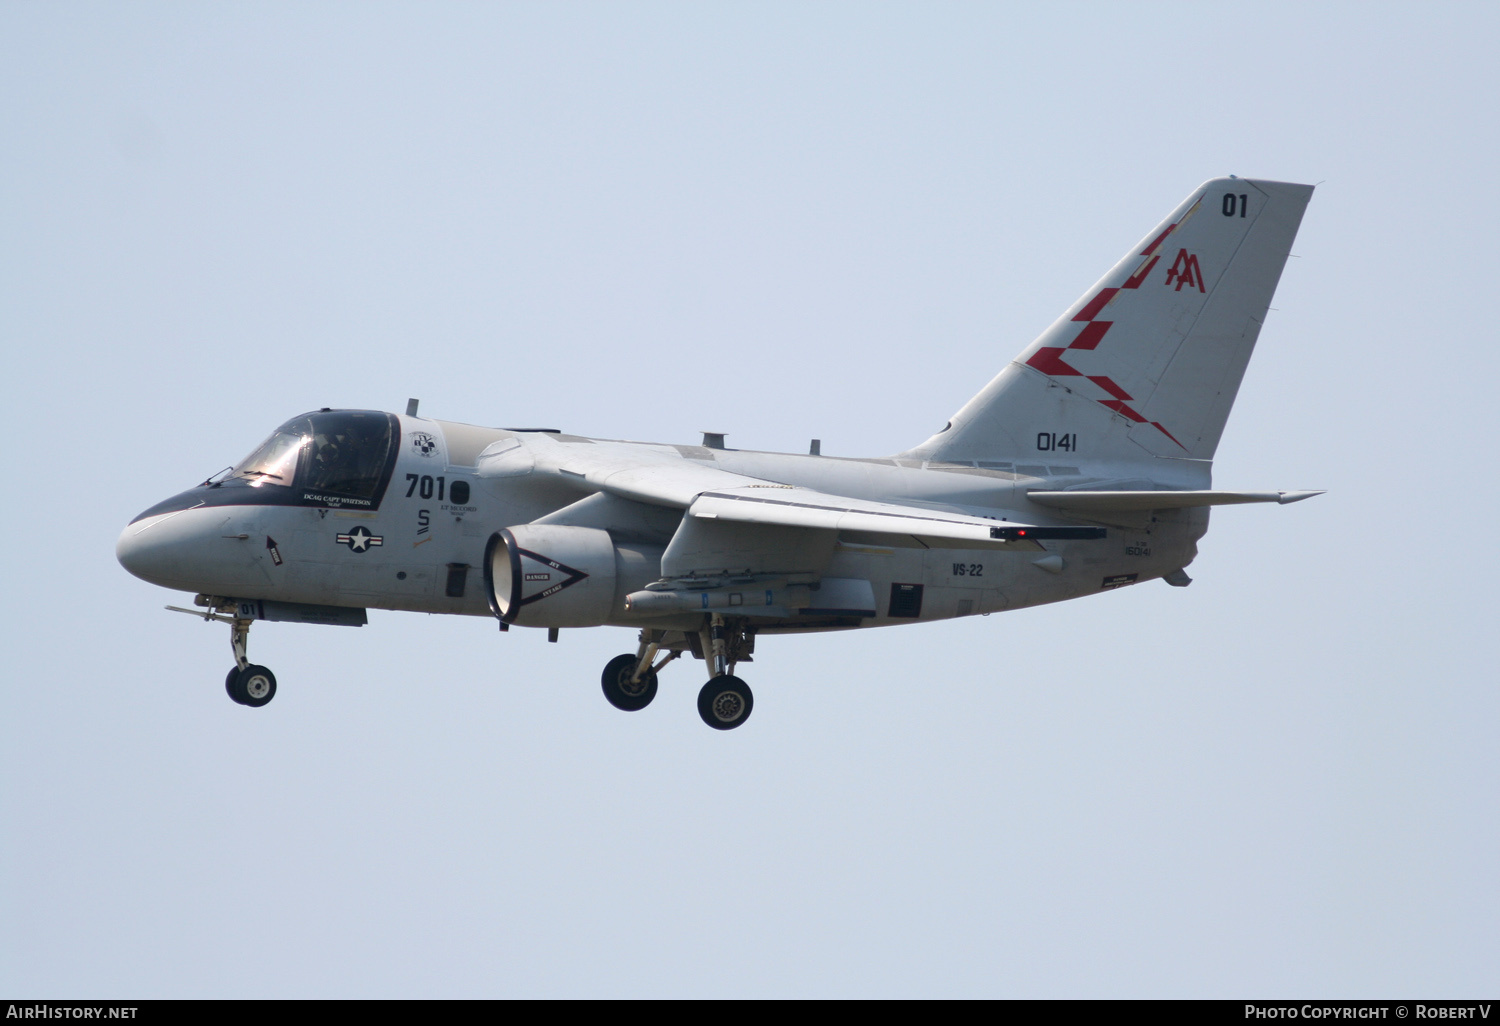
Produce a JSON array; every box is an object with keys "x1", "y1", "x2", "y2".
[{"x1": 118, "y1": 412, "x2": 1205, "y2": 635}]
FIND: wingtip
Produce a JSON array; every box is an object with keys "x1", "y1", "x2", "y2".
[{"x1": 1277, "y1": 490, "x2": 1326, "y2": 504}]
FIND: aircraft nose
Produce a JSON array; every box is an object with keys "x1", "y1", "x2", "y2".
[
  {"x1": 118, "y1": 499, "x2": 266, "y2": 595},
  {"x1": 116, "y1": 516, "x2": 172, "y2": 585},
  {"x1": 117, "y1": 508, "x2": 204, "y2": 589}
]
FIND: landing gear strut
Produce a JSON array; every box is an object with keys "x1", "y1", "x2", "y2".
[
  {"x1": 697, "y1": 614, "x2": 754, "y2": 730},
  {"x1": 225, "y1": 613, "x2": 277, "y2": 707}
]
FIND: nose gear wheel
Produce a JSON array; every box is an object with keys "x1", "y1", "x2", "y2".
[{"x1": 227, "y1": 664, "x2": 277, "y2": 707}]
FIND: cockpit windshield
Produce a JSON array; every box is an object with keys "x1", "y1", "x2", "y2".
[
  {"x1": 231, "y1": 424, "x2": 308, "y2": 485},
  {"x1": 229, "y1": 410, "x2": 397, "y2": 507}
]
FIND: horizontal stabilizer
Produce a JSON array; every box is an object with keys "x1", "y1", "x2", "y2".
[{"x1": 1027, "y1": 489, "x2": 1324, "y2": 512}]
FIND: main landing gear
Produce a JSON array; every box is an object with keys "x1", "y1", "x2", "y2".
[
  {"x1": 600, "y1": 652, "x2": 660, "y2": 711},
  {"x1": 600, "y1": 615, "x2": 755, "y2": 730},
  {"x1": 697, "y1": 674, "x2": 753, "y2": 731}
]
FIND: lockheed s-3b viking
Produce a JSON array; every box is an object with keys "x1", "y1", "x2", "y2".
[{"x1": 117, "y1": 177, "x2": 1322, "y2": 730}]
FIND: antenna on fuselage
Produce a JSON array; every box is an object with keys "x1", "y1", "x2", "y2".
[{"x1": 405, "y1": 398, "x2": 420, "y2": 417}]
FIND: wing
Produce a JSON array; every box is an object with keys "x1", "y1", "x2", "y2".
[{"x1": 478, "y1": 435, "x2": 1098, "y2": 551}]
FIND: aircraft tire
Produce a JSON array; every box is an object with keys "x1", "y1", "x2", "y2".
[
  {"x1": 697, "y1": 675, "x2": 753, "y2": 730},
  {"x1": 226, "y1": 666, "x2": 247, "y2": 705},
  {"x1": 231, "y1": 665, "x2": 277, "y2": 708},
  {"x1": 601, "y1": 654, "x2": 657, "y2": 712}
]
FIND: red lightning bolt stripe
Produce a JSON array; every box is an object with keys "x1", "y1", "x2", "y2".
[
  {"x1": 1025, "y1": 347, "x2": 1082, "y2": 376},
  {"x1": 1068, "y1": 321, "x2": 1112, "y2": 351},
  {"x1": 1099, "y1": 400, "x2": 1148, "y2": 423},
  {"x1": 1140, "y1": 225, "x2": 1176, "y2": 256},
  {"x1": 1151, "y1": 421, "x2": 1185, "y2": 448},
  {"x1": 1087, "y1": 375, "x2": 1133, "y2": 401},
  {"x1": 1122, "y1": 255, "x2": 1160, "y2": 290},
  {"x1": 1073, "y1": 288, "x2": 1119, "y2": 322},
  {"x1": 1019, "y1": 213, "x2": 1203, "y2": 451},
  {"x1": 1118, "y1": 223, "x2": 1175, "y2": 290}
]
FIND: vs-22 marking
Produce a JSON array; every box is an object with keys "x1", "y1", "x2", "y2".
[{"x1": 952, "y1": 563, "x2": 983, "y2": 577}]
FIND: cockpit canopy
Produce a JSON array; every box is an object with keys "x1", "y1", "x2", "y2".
[
  {"x1": 230, "y1": 409, "x2": 397, "y2": 505},
  {"x1": 128, "y1": 409, "x2": 402, "y2": 525}
]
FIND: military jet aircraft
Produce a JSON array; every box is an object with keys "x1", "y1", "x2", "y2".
[{"x1": 117, "y1": 176, "x2": 1320, "y2": 730}]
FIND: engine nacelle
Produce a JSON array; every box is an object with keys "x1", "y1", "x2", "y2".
[{"x1": 485, "y1": 525, "x2": 622, "y2": 628}]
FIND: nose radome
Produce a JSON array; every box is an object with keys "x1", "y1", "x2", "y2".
[
  {"x1": 118, "y1": 505, "x2": 270, "y2": 597},
  {"x1": 117, "y1": 510, "x2": 207, "y2": 589},
  {"x1": 117, "y1": 516, "x2": 172, "y2": 585}
]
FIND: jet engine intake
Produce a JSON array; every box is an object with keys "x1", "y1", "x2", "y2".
[{"x1": 485, "y1": 525, "x2": 620, "y2": 627}]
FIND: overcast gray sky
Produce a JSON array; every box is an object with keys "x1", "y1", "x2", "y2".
[{"x1": 3, "y1": 1, "x2": 1496, "y2": 997}]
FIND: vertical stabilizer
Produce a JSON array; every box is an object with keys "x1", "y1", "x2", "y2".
[{"x1": 904, "y1": 178, "x2": 1313, "y2": 466}]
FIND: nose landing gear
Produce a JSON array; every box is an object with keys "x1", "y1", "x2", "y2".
[
  {"x1": 169, "y1": 598, "x2": 278, "y2": 708},
  {"x1": 224, "y1": 612, "x2": 278, "y2": 707}
]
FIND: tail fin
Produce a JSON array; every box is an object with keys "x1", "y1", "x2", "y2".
[{"x1": 905, "y1": 177, "x2": 1313, "y2": 466}]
